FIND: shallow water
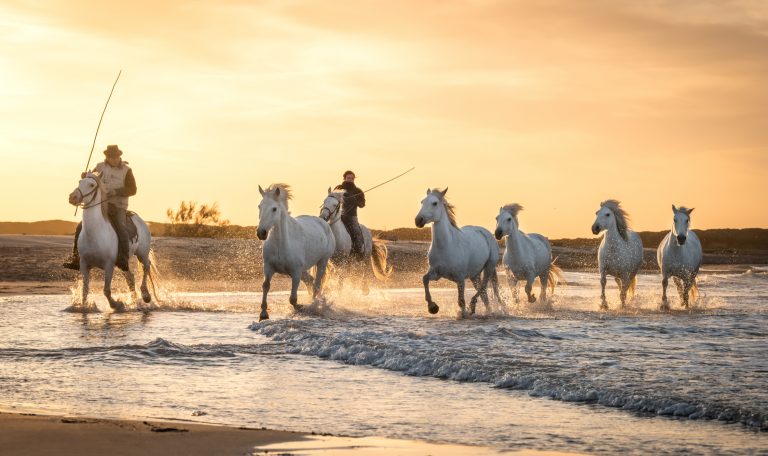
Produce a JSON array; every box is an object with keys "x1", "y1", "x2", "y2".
[{"x1": 0, "y1": 269, "x2": 766, "y2": 454}]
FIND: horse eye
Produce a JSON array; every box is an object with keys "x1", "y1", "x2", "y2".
[
  {"x1": 272, "y1": 207, "x2": 277, "y2": 212},
  {"x1": 605, "y1": 213, "x2": 610, "y2": 217},
  {"x1": 508, "y1": 217, "x2": 512, "y2": 222},
  {"x1": 432, "y1": 202, "x2": 437, "y2": 206}
]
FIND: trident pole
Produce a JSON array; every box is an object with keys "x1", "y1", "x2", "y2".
[{"x1": 75, "y1": 70, "x2": 122, "y2": 216}]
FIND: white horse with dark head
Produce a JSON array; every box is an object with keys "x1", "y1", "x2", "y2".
[
  {"x1": 657, "y1": 205, "x2": 702, "y2": 310},
  {"x1": 591, "y1": 200, "x2": 643, "y2": 309},
  {"x1": 257, "y1": 184, "x2": 336, "y2": 321},
  {"x1": 68, "y1": 173, "x2": 154, "y2": 311},
  {"x1": 495, "y1": 204, "x2": 563, "y2": 303},
  {"x1": 415, "y1": 188, "x2": 500, "y2": 316},
  {"x1": 319, "y1": 188, "x2": 393, "y2": 289}
]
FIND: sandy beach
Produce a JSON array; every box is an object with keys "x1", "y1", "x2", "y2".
[{"x1": 0, "y1": 411, "x2": 579, "y2": 456}]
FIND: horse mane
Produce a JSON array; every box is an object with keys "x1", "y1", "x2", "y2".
[
  {"x1": 266, "y1": 183, "x2": 292, "y2": 206},
  {"x1": 431, "y1": 188, "x2": 458, "y2": 228},
  {"x1": 601, "y1": 199, "x2": 630, "y2": 241},
  {"x1": 501, "y1": 203, "x2": 523, "y2": 224},
  {"x1": 678, "y1": 206, "x2": 692, "y2": 216},
  {"x1": 87, "y1": 173, "x2": 109, "y2": 219}
]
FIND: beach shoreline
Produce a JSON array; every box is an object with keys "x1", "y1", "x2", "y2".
[{"x1": 0, "y1": 411, "x2": 575, "y2": 456}]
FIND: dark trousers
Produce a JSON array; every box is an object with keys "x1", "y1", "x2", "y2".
[
  {"x1": 72, "y1": 204, "x2": 130, "y2": 265},
  {"x1": 341, "y1": 214, "x2": 365, "y2": 259}
]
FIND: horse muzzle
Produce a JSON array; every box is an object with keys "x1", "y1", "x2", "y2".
[
  {"x1": 319, "y1": 210, "x2": 329, "y2": 221},
  {"x1": 415, "y1": 216, "x2": 425, "y2": 228},
  {"x1": 591, "y1": 224, "x2": 600, "y2": 235},
  {"x1": 494, "y1": 229, "x2": 503, "y2": 240},
  {"x1": 256, "y1": 228, "x2": 268, "y2": 240},
  {"x1": 69, "y1": 192, "x2": 81, "y2": 206},
  {"x1": 677, "y1": 235, "x2": 687, "y2": 245}
]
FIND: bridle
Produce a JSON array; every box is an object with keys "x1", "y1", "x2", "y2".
[
  {"x1": 320, "y1": 197, "x2": 342, "y2": 222},
  {"x1": 75, "y1": 176, "x2": 108, "y2": 210}
]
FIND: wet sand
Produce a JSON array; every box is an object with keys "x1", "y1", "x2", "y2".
[{"x1": 0, "y1": 412, "x2": 578, "y2": 456}]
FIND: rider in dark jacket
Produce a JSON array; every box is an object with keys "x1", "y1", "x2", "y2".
[{"x1": 334, "y1": 170, "x2": 366, "y2": 260}]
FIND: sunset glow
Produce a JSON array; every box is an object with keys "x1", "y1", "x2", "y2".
[{"x1": 1, "y1": 1, "x2": 766, "y2": 238}]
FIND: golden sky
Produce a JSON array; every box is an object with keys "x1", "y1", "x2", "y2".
[{"x1": 1, "y1": 0, "x2": 766, "y2": 238}]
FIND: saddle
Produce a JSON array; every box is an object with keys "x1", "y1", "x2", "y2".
[
  {"x1": 125, "y1": 211, "x2": 138, "y2": 242},
  {"x1": 107, "y1": 210, "x2": 138, "y2": 242}
]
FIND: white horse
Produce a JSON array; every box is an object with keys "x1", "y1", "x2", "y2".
[
  {"x1": 495, "y1": 204, "x2": 563, "y2": 303},
  {"x1": 657, "y1": 205, "x2": 702, "y2": 310},
  {"x1": 68, "y1": 173, "x2": 154, "y2": 311},
  {"x1": 256, "y1": 184, "x2": 336, "y2": 321},
  {"x1": 415, "y1": 188, "x2": 500, "y2": 316},
  {"x1": 319, "y1": 188, "x2": 393, "y2": 290},
  {"x1": 591, "y1": 200, "x2": 644, "y2": 309}
]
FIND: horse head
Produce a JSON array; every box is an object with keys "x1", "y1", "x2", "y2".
[
  {"x1": 257, "y1": 183, "x2": 291, "y2": 240},
  {"x1": 319, "y1": 187, "x2": 344, "y2": 223},
  {"x1": 495, "y1": 204, "x2": 523, "y2": 240},
  {"x1": 672, "y1": 205, "x2": 694, "y2": 245},
  {"x1": 415, "y1": 187, "x2": 452, "y2": 228},
  {"x1": 592, "y1": 199, "x2": 630, "y2": 241}
]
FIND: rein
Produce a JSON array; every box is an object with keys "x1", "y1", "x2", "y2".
[
  {"x1": 320, "y1": 197, "x2": 342, "y2": 222},
  {"x1": 76, "y1": 177, "x2": 109, "y2": 210}
]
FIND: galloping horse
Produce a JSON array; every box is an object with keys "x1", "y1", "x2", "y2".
[
  {"x1": 495, "y1": 204, "x2": 563, "y2": 303},
  {"x1": 68, "y1": 173, "x2": 154, "y2": 311},
  {"x1": 591, "y1": 200, "x2": 643, "y2": 309},
  {"x1": 319, "y1": 188, "x2": 392, "y2": 290},
  {"x1": 415, "y1": 188, "x2": 500, "y2": 316},
  {"x1": 657, "y1": 205, "x2": 702, "y2": 310},
  {"x1": 257, "y1": 184, "x2": 336, "y2": 321}
]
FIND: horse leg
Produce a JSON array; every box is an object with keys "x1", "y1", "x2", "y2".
[
  {"x1": 361, "y1": 254, "x2": 371, "y2": 295},
  {"x1": 524, "y1": 276, "x2": 536, "y2": 303},
  {"x1": 539, "y1": 271, "x2": 549, "y2": 302},
  {"x1": 599, "y1": 271, "x2": 608, "y2": 310},
  {"x1": 260, "y1": 267, "x2": 274, "y2": 321},
  {"x1": 682, "y1": 278, "x2": 692, "y2": 309},
  {"x1": 469, "y1": 274, "x2": 490, "y2": 315},
  {"x1": 673, "y1": 277, "x2": 684, "y2": 302},
  {"x1": 104, "y1": 265, "x2": 125, "y2": 312},
  {"x1": 617, "y1": 277, "x2": 627, "y2": 307},
  {"x1": 423, "y1": 268, "x2": 440, "y2": 314},
  {"x1": 122, "y1": 267, "x2": 137, "y2": 304},
  {"x1": 314, "y1": 259, "x2": 330, "y2": 300},
  {"x1": 457, "y1": 280, "x2": 468, "y2": 317},
  {"x1": 289, "y1": 271, "x2": 302, "y2": 309},
  {"x1": 137, "y1": 253, "x2": 151, "y2": 304},
  {"x1": 301, "y1": 270, "x2": 314, "y2": 295},
  {"x1": 507, "y1": 272, "x2": 519, "y2": 303},
  {"x1": 660, "y1": 272, "x2": 670, "y2": 311},
  {"x1": 81, "y1": 264, "x2": 91, "y2": 308}
]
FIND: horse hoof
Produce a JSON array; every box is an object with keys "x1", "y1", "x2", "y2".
[
  {"x1": 110, "y1": 301, "x2": 126, "y2": 312},
  {"x1": 599, "y1": 301, "x2": 608, "y2": 311},
  {"x1": 528, "y1": 295, "x2": 537, "y2": 303},
  {"x1": 259, "y1": 311, "x2": 270, "y2": 321},
  {"x1": 289, "y1": 296, "x2": 298, "y2": 306},
  {"x1": 428, "y1": 303, "x2": 439, "y2": 314}
]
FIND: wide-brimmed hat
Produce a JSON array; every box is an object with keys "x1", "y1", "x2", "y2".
[{"x1": 104, "y1": 145, "x2": 122, "y2": 157}]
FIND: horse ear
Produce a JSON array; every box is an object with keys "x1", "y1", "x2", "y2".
[
  {"x1": 327, "y1": 187, "x2": 332, "y2": 194},
  {"x1": 426, "y1": 188, "x2": 430, "y2": 195},
  {"x1": 687, "y1": 208, "x2": 695, "y2": 215},
  {"x1": 672, "y1": 204, "x2": 678, "y2": 213},
  {"x1": 258, "y1": 185, "x2": 265, "y2": 196},
  {"x1": 441, "y1": 187, "x2": 448, "y2": 196},
  {"x1": 275, "y1": 187, "x2": 281, "y2": 197}
]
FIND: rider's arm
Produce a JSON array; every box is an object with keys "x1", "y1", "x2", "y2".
[
  {"x1": 114, "y1": 169, "x2": 137, "y2": 197},
  {"x1": 356, "y1": 186, "x2": 366, "y2": 208}
]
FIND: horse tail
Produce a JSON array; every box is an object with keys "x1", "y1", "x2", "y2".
[
  {"x1": 370, "y1": 240, "x2": 393, "y2": 281},
  {"x1": 547, "y1": 258, "x2": 566, "y2": 295},
  {"x1": 147, "y1": 248, "x2": 161, "y2": 304}
]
